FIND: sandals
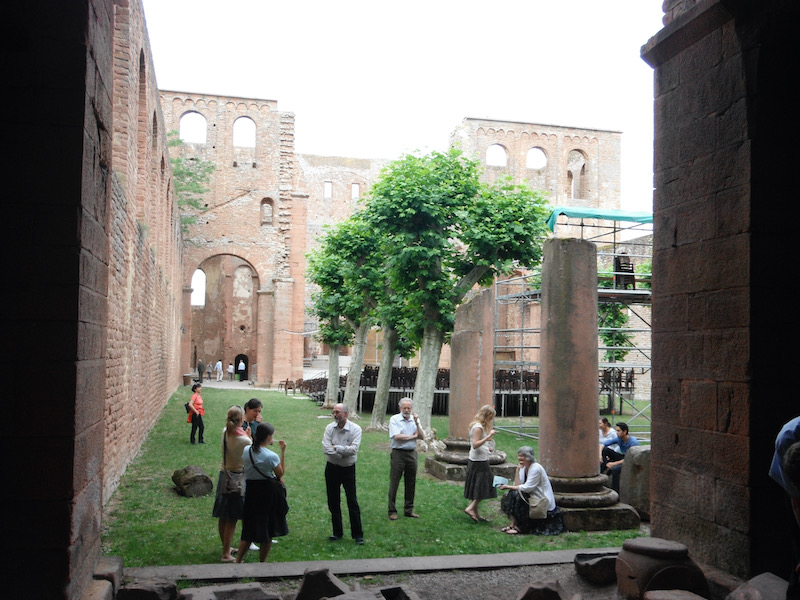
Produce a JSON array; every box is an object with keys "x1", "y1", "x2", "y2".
[
  {"x1": 464, "y1": 509, "x2": 479, "y2": 523},
  {"x1": 500, "y1": 525, "x2": 512, "y2": 532},
  {"x1": 505, "y1": 527, "x2": 520, "y2": 535},
  {"x1": 220, "y1": 556, "x2": 236, "y2": 563}
]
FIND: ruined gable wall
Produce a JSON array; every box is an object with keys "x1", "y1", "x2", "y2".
[
  {"x1": 450, "y1": 118, "x2": 622, "y2": 211},
  {"x1": 160, "y1": 92, "x2": 305, "y2": 383}
]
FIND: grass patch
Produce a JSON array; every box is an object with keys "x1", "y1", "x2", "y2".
[{"x1": 102, "y1": 387, "x2": 644, "y2": 566}]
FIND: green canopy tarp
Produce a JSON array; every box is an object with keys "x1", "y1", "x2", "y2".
[{"x1": 546, "y1": 206, "x2": 653, "y2": 231}]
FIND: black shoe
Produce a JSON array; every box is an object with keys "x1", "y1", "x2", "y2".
[
  {"x1": 355, "y1": 538, "x2": 365, "y2": 545},
  {"x1": 199, "y1": 441, "x2": 205, "y2": 444},
  {"x1": 328, "y1": 535, "x2": 341, "y2": 541}
]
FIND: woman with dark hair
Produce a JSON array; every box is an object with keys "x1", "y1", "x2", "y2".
[
  {"x1": 463, "y1": 404, "x2": 497, "y2": 522},
  {"x1": 243, "y1": 398, "x2": 263, "y2": 438},
  {"x1": 212, "y1": 405, "x2": 250, "y2": 562},
  {"x1": 236, "y1": 422, "x2": 288, "y2": 562},
  {"x1": 187, "y1": 383, "x2": 205, "y2": 444},
  {"x1": 499, "y1": 446, "x2": 564, "y2": 535}
]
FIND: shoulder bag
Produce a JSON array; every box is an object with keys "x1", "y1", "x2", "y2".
[
  {"x1": 521, "y1": 492, "x2": 548, "y2": 520},
  {"x1": 220, "y1": 435, "x2": 245, "y2": 496}
]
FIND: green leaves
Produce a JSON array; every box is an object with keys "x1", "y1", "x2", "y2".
[{"x1": 167, "y1": 130, "x2": 215, "y2": 235}]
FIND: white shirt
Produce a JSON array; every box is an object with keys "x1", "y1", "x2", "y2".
[
  {"x1": 389, "y1": 412, "x2": 419, "y2": 450},
  {"x1": 322, "y1": 419, "x2": 362, "y2": 467}
]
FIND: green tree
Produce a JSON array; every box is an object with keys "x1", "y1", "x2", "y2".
[
  {"x1": 168, "y1": 131, "x2": 214, "y2": 234},
  {"x1": 364, "y1": 149, "x2": 551, "y2": 434},
  {"x1": 307, "y1": 214, "x2": 386, "y2": 409}
]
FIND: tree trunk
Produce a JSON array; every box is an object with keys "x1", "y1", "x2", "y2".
[
  {"x1": 368, "y1": 326, "x2": 398, "y2": 430},
  {"x1": 413, "y1": 323, "x2": 445, "y2": 435},
  {"x1": 343, "y1": 321, "x2": 369, "y2": 413},
  {"x1": 324, "y1": 345, "x2": 340, "y2": 409}
]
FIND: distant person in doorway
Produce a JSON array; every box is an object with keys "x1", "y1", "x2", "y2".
[
  {"x1": 238, "y1": 359, "x2": 246, "y2": 381},
  {"x1": 197, "y1": 359, "x2": 205, "y2": 383},
  {"x1": 387, "y1": 398, "x2": 423, "y2": 520},
  {"x1": 463, "y1": 404, "x2": 497, "y2": 522},
  {"x1": 228, "y1": 363, "x2": 235, "y2": 381},
  {"x1": 187, "y1": 383, "x2": 205, "y2": 444},
  {"x1": 215, "y1": 359, "x2": 224, "y2": 381},
  {"x1": 769, "y1": 417, "x2": 800, "y2": 599}
]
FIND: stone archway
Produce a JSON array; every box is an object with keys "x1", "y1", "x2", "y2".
[{"x1": 190, "y1": 254, "x2": 260, "y2": 383}]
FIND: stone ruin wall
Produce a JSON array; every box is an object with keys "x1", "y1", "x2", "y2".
[
  {"x1": 160, "y1": 92, "x2": 306, "y2": 383},
  {"x1": 450, "y1": 118, "x2": 622, "y2": 213},
  {"x1": 104, "y1": 0, "x2": 184, "y2": 504}
]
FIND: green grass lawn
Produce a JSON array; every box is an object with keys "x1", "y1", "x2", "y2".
[{"x1": 102, "y1": 387, "x2": 644, "y2": 566}]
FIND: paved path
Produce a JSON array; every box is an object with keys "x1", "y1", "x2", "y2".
[{"x1": 125, "y1": 547, "x2": 616, "y2": 584}]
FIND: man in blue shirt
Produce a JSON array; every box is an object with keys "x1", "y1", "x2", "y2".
[{"x1": 599, "y1": 421, "x2": 639, "y2": 474}]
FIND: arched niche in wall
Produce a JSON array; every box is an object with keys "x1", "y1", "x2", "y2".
[
  {"x1": 261, "y1": 198, "x2": 274, "y2": 225},
  {"x1": 566, "y1": 149, "x2": 587, "y2": 200}
]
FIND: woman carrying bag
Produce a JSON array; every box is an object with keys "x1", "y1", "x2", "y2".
[
  {"x1": 211, "y1": 405, "x2": 250, "y2": 562},
  {"x1": 498, "y1": 446, "x2": 564, "y2": 535},
  {"x1": 236, "y1": 422, "x2": 288, "y2": 562}
]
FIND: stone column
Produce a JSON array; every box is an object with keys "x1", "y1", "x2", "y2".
[
  {"x1": 425, "y1": 287, "x2": 512, "y2": 481},
  {"x1": 538, "y1": 237, "x2": 639, "y2": 531},
  {"x1": 539, "y1": 237, "x2": 599, "y2": 476}
]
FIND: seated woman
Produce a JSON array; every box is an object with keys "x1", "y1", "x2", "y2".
[{"x1": 499, "y1": 446, "x2": 565, "y2": 535}]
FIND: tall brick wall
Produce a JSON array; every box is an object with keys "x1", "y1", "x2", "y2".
[
  {"x1": 104, "y1": 0, "x2": 184, "y2": 503},
  {"x1": 6, "y1": 0, "x2": 183, "y2": 597},
  {"x1": 644, "y1": 0, "x2": 800, "y2": 579}
]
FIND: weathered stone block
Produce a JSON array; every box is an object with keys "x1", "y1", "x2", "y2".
[
  {"x1": 171, "y1": 466, "x2": 213, "y2": 497},
  {"x1": 620, "y1": 446, "x2": 651, "y2": 521}
]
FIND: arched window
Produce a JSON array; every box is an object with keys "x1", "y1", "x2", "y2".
[
  {"x1": 486, "y1": 144, "x2": 507, "y2": 167},
  {"x1": 179, "y1": 112, "x2": 207, "y2": 144},
  {"x1": 261, "y1": 198, "x2": 274, "y2": 225},
  {"x1": 567, "y1": 150, "x2": 587, "y2": 199},
  {"x1": 190, "y1": 269, "x2": 206, "y2": 306},
  {"x1": 233, "y1": 116, "x2": 256, "y2": 147},
  {"x1": 526, "y1": 147, "x2": 547, "y2": 170}
]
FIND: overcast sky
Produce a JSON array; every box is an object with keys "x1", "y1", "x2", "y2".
[{"x1": 141, "y1": 0, "x2": 665, "y2": 213}]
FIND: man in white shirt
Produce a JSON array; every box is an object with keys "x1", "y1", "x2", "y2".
[
  {"x1": 322, "y1": 403, "x2": 364, "y2": 544},
  {"x1": 388, "y1": 398, "x2": 423, "y2": 520}
]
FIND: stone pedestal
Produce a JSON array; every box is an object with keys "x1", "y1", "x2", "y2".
[
  {"x1": 426, "y1": 438, "x2": 513, "y2": 482},
  {"x1": 616, "y1": 538, "x2": 709, "y2": 600},
  {"x1": 552, "y1": 474, "x2": 641, "y2": 531}
]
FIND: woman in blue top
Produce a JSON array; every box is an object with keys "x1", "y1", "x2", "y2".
[{"x1": 235, "y1": 422, "x2": 288, "y2": 562}]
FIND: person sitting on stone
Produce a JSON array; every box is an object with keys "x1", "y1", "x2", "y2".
[
  {"x1": 599, "y1": 421, "x2": 639, "y2": 475},
  {"x1": 598, "y1": 417, "x2": 619, "y2": 452}
]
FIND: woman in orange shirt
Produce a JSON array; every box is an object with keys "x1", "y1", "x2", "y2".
[{"x1": 187, "y1": 383, "x2": 205, "y2": 444}]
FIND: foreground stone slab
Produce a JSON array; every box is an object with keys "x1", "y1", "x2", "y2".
[
  {"x1": 616, "y1": 538, "x2": 709, "y2": 600},
  {"x1": 295, "y1": 567, "x2": 351, "y2": 600},
  {"x1": 117, "y1": 576, "x2": 177, "y2": 599},
  {"x1": 560, "y1": 504, "x2": 641, "y2": 532},
  {"x1": 515, "y1": 579, "x2": 577, "y2": 600},
  {"x1": 725, "y1": 572, "x2": 789, "y2": 600},
  {"x1": 180, "y1": 582, "x2": 280, "y2": 599},
  {"x1": 574, "y1": 552, "x2": 618, "y2": 585}
]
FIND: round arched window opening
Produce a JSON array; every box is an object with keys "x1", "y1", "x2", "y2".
[
  {"x1": 486, "y1": 144, "x2": 508, "y2": 167},
  {"x1": 526, "y1": 147, "x2": 547, "y2": 170}
]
